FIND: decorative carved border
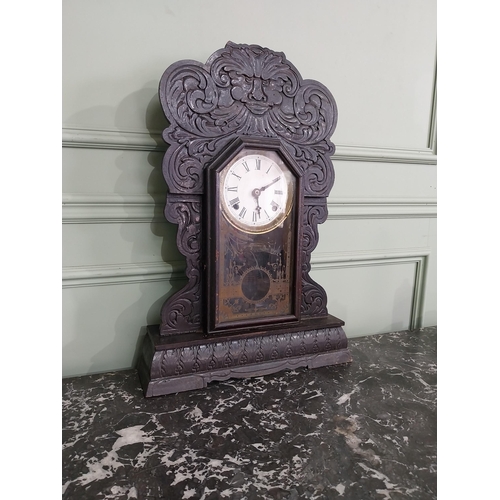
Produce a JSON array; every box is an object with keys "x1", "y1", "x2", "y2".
[
  {"x1": 152, "y1": 326, "x2": 347, "y2": 379},
  {"x1": 158, "y1": 42, "x2": 337, "y2": 197},
  {"x1": 138, "y1": 323, "x2": 351, "y2": 396},
  {"x1": 158, "y1": 41, "x2": 339, "y2": 335}
]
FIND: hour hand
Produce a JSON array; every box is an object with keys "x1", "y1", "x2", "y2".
[{"x1": 251, "y1": 188, "x2": 262, "y2": 211}]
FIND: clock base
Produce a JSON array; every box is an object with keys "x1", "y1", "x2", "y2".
[{"x1": 137, "y1": 316, "x2": 352, "y2": 397}]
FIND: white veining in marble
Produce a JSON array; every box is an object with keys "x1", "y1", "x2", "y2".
[{"x1": 63, "y1": 327, "x2": 437, "y2": 499}]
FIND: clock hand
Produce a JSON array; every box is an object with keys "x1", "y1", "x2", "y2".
[
  {"x1": 250, "y1": 176, "x2": 281, "y2": 202},
  {"x1": 251, "y1": 188, "x2": 262, "y2": 214},
  {"x1": 259, "y1": 176, "x2": 281, "y2": 192}
]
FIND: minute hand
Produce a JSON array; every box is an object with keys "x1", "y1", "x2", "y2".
[{"x1": 259, "y1": 176, "x2": 281, "y2": 192}]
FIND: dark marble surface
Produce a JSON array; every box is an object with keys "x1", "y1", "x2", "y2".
[{"x1": 62, "y1": 326, "x2": 437, "y2": 500}]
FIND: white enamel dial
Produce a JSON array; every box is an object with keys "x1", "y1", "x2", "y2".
[{"x1": 221, "y1": 153, "x2": 293, "y2": 233}]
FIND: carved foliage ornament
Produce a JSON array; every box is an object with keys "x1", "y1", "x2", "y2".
[
  {"x1": 154, "y1": 327, "x2": 348, "y2": 379},
  {"x1": 159, "y1": 41, "x2": 338, "y2": 197},
  {"x1": 159, "y1": 42, "x2": 337, "y2": 335},
  {"x1": 136, "y1": 42, "x2": 352, "y2": 400}
]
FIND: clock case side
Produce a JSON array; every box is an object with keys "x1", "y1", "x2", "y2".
[{"x1": 204, "y1": 136, "x2": 304, "y2": 335}]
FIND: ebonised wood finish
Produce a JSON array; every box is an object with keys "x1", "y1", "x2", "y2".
[{"x1": 138, "y1": 42, "x2": 351, "y2": 397}]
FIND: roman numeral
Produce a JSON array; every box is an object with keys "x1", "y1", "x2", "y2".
[
  {"x1": 270, "y1": 200, "x2": 279, "y2": 211},
  {"x1": 255, "y1": 158, "x2": 261, "y2": 170},
  {"x1": 252, "y1": 212, "x2": 258, "y2": 222},
  {"x1": 274, "y1": 189, "x2": 283, "y2": 195},
  {"x1": 231, "y1": 172, "x2": 241, "y2": 180},
  {"x1": 229, "y1": 197, "x2": 239, "y2": 206},
  {"x1": 226, "y1": 186, "x2": 238, "y2": 192},
  {"x1": 239, "y1": 207, "x2": 247, "y2": 218},
  {"x1": 266, "y1": 165, "x2": 273, "y2": 174},
  {"x1": 242, "y1": 161, "x2": 249, "y2": 172}
]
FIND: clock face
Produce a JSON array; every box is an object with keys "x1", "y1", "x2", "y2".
[
  {"x1": 220, "y1": 152, "x2": 294, "y2": 234},
  {"x1": 209, "y1": 146, "x2": 300, "y2": 332}
]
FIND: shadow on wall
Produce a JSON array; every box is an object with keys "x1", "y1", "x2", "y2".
[
  {"x1": 63, "y1": 83, "x2": 190, "y2": 376},
  {"x1": 94, "y1": 284, "x2": 179, "y2": 375},
  {"x1": 110, "y1": 87, "x2": 190, "y2": 372},
  {"x1": 64, "y1": 80, "x2": 168, "y2": 133}
]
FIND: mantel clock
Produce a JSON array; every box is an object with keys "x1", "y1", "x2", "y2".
[{"x1": 138, "y1": 42, "x2": 352, "y2": 397}]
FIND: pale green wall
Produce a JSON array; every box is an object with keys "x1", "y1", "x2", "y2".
[{"x1": 62, "y1": 0, "x2": 437, "y2": 377}]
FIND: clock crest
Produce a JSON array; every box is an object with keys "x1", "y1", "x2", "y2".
[{"x1": 138, "y1": 42, "x2": 352, "y2": 397}]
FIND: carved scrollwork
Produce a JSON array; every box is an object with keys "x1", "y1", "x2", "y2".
[
  {"x1": 283, "y1": 141, "x2": 335, "y2": 197},
  {"x1": 158, "y1": 42, "x2": 338, "y2": 335},
  {"x1": 160, "y1": 196, "x2": 203, "y2": 335},
  {"x1": 159, "y1": 41, "x2": 337, "y2": 196},
  {"x1": 159, "y1": 63, "x2": 221, "y2": 137},
  {"x1": 162, "y1": 145, "x2": 204, "y2": 194},
  {"x1": 301, "y1": 201, "x2": 329, "y2": 317},
  {"x1": 302, "y1": 201, "x2": 328, "y2": 255},
  {"x1": 301, "y1": 276, "x2": 328, "y2": 317},
  {"x1": 164, "y1": 195, "x2": 202, "y2": 255},
  {"x1": 291, "y1": 81, "x2": 337, "y2": 143},
  {"x1": 162, "y1": 134, "x2": 239, "y2": 194}
]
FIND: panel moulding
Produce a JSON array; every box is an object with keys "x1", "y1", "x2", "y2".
[
  {"x1": 327, "y1": 198, "x2": 436, "y2": 219},
  {"x1": 62, "y1": 193, "x2": 166, "y2": 224},
  {"x1": 62, "y1": 261, "x2": 186, "y2": 289},
  {"x1": 62, "y1": 249, "x2": 430, "y2": 331},
  {"x1": 311, "y1": 250, "x2": 429, "y2": 331},
  {"x1": 62, "y1": 127, "x2": 437, "y2": 165},
  {"x1": 62, "y1": 194, "x2": 437, "y2": 224}
]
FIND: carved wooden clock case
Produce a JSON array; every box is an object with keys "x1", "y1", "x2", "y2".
[{"x1": 137, "y1": 42, "x2": 352, "y2": 397}]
